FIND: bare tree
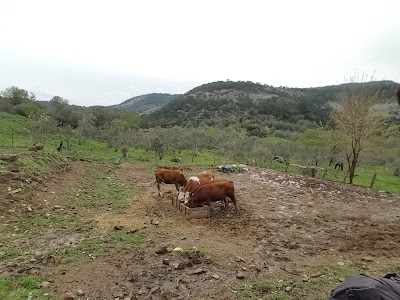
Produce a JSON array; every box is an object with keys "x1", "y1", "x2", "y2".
[{"x1": 330, "y1": 79, "x2": 388, "y2": 183}]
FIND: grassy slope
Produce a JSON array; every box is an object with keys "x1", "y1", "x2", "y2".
[{"x1": 1, "y1": 112, "x2": 399, "y2": 192}]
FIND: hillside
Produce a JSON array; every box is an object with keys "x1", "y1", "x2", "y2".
[
  {"x1": 140, "y1": 80, "x2": 400, "y2": 135},
  {"x1": 111, "y1": 93, "x2": 181, "y2": 113}
]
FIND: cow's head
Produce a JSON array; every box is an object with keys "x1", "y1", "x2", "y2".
[{"x1": 177, "y1": 190, "x2": 185, "y2": 202}]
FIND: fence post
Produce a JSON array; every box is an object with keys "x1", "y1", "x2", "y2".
[{"x1": 369, "y1": 173, "x2": 377, "y2": 188}]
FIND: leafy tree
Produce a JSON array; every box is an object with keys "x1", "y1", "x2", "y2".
[
  {"x1": 1, "y1": 86, "x2": 35, "y2": 105},
  {"x1": 330, "y1": 80, "x2": 388, "y2": 183}
]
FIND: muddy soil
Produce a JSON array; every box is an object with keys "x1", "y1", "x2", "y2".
[{"x1": 1, "y1": 160, "x2": 400, "y2": 299}]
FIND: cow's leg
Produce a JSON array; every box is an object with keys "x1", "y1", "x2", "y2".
[
  {"x1": 228, "y1": 192, "x2": 238, "y2": 212},
  {"x1": 157, "y1": 182, "x2": 162, "y2": 196}
]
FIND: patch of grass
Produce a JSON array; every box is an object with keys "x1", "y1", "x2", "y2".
[
  {"x1": 0, "y1": 248, "x2": 23, "y2": 260},
  {"x1": 67, "y1": 229, "x2": 146, "y2": 258},
  {"x1": 18, "y1": 211, "x2": 95, "y2": 234},
  {"x1": 18, "y1": 212, "x2": 65, "y2": 233},
  {"x1": 0, "y1": 275, "x2": 56, "y2": 300},
  {"x1": 234, "y1": 264, "x2": 362, "y2": 300},
  {"x1": 67, "y1": 168, "x2": 136, "y2": 210},
  {"x1": 0, "y1": 112, "x2": 30, "y2": 148}
]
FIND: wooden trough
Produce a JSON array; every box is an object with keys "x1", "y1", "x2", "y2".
[{"x1": 171, "y1": 195, "x2": 211, "y2": 219}]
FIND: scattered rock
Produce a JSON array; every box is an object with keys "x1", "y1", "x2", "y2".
[
  {"x1": 204, "y1": 255, "x2": 213, "y2": 264},
  {"x1": 173, "y1": 247, "x2": 183, "y2": 252},
  {"x1": 9, "y1": 188, "x2": 23, "y2": 195},
  {"x1": 77, "y1": 290, "x2": 84, "y2": 296},
  {"x1": 211, "y1": 274, "x2": 220, "y2": 280},
  {"x1": 337, "y1": 261, "x2": 345, "y2": 266},
  {"x1": 181, "y1": 276, "x2": 190, "y2": 284},
  {"x1": 172, "y1": 261, "x2": 187, "y2": 270},
  {"x1": 235, "y1": 256, "x2": 246, "y2": 262},
  {"x1": 64, "y1": 291, "x2": 75, "y2": 300},
  {"x1": 190, "y1": 268, "x2": 207, "y2": 275},
  {"x1": 285, "y1": 286, "x2": 292, "y2": 292},
  {"x1": 114, "y1": 225, "x2": 124, "y2": 230},
  {"x1": 361, "y1": 256, "x2": 374, "y2": 263},
  {"x1": 236, "y1": 272, "x2": 245, "y2": 279},
  {"x1": 40, "y1": 281, "x2": 50, "y2": 288},
  {"x1": 155, "y1": 246, "x2": 168, "y2": 255}
]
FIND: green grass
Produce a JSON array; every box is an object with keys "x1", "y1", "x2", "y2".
[
  {"x1": 67, "y1": 229, "x2": 146, "y2": 258},
  {"x1": 0, "y1": 276, "x2": 56, "y2": 300},
  {"x1": 235, "y1": 264, "x2": 362, "y2": 300},
  {"x1": 18, "y1": 211, "x2": 95, "y2": 234},
  {"x1": 1, "y1": 112, "x2": 398, "y2": 192},
  {"x1": 66, "y1": 167, "x2": 137, "y2": 210},
  {"x1": 0, "y1": 112, "x2": 30, "y2": 148},
  {"x1": 0, "y1": 248, "x2": 23, "y2": 260}
]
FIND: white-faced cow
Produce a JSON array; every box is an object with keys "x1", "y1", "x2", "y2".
[
  {"x1": 187, "y1": 180, "x2": 237, "y2": 213},
  {"x1": 155, "y1": 169, "x2": 188, "y2": 196},
  {"x1": 177, "y1": 171, "x2": 215, "y2": 203}
]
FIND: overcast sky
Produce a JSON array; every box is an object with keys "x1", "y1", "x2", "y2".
[{"x1": 1, "y1": 0, "x2": 399, "y2": 107}]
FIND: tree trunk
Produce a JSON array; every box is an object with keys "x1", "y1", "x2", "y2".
[{"x1": 348, "y1": 148, "x2": 360, "y2": 184}]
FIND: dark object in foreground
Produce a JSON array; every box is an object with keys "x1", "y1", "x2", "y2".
[{"x1": 328, "y1": 273, "x2": 400, "y2": 300}]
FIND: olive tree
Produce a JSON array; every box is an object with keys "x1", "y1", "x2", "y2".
[{"x1": 330, "y1": 81, "x2": 388, "y2": 183}]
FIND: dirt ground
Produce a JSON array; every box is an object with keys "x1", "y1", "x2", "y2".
[{"x1": 1, "y1": 160, "x2": 400, "y2": 299}]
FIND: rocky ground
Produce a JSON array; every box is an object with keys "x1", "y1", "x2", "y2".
[{"x1": 1, "y1": 159, "x2": 400, "y2": 300}]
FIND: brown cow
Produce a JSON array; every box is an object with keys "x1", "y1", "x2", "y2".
[
  {"x1": 177, "y1": 171, "x2": 215, "y2": 203},
  {"x1": 155, "y1": 169, "x2": 188, "y2": 196},
  {"x1": 187, "y1": 180, "x2": 237, "y2": 212}
]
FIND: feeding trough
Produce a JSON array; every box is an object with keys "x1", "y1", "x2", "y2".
[{"x1": 171, "y1": 196, "x2": 210, "y2": 219}]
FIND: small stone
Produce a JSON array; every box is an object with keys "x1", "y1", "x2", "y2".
[
  {"x1": 236, "y1": 272, "x2": 245, "y2": 279},
  {"x1": 114, "y1": 225, "x2": 124, "y2": 230},
  {"x1": 172, "y1": 261, "x2": 186, "y2": 270},
  {"x1": 40, "y1": 281, "x2": 50, "y2": 288},
  {"x1": 77, "y1": 290, "x2": 84, "y2": 296},
  {"x1": 235, "y1": 256, "x2": 246, "y2": 262},
  {"x1": 190, "y1": 268, "x2": 206, "y2": 275},
  {"x1": 204, "y1": 255, "x2": 212, "y2": 264},
  {"x1": 162, "y1": 259, "x2": 170, "y2": 265},
  {"x1": 155, "y1": 246, "x2": 168, "y2": 255},
  {"x1": 173, "y1": 247, "x2": 183, "y2": 252},
  {"x1": 211, "y1": 274, "x2": 220, "y2": 279},
  {"x1": 361, "y1": 256, "x2": 374, "y2": 262},
  {"x1": 64, "y1": 291, "x2": 75, "y2": 300},
  {"x1": 181, "y1": 276, "x2": 190, "y2": 284},
  {"x1": 285, "y1": 286, "x2": 292, "y2": 292},
  {"x1": 337, "y1": 261, "x2": 345, "y2": 266}
]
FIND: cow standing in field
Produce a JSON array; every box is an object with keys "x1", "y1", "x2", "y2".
[
  {"x1": 178, "y1": 171, "x2": 215, "y2": 203},
  {"x1": 155, "y1": 169, "x2": 188, "y2": 196},
  {"x1": 187, "y1": 180, "x2": 237, "y2": 213}
]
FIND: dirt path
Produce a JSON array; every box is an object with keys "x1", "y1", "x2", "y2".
[{"x1": 1, "y1": 160, "x2": 400, "y2": 299}]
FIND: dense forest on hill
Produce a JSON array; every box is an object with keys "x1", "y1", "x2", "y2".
[{"x1": 140, "y1": 80, "x2": 399, "y2": 137}]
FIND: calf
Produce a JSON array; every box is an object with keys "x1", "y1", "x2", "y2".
[
  {"x1": 178, "y1": 171, "x2": 215, "y2": 203},
  {"x1": 155, "y1": 169, "x2": 188, "y2": 196},
  {"x1": 187, "y1": 180, "x2": 237, "y2": 213}
]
